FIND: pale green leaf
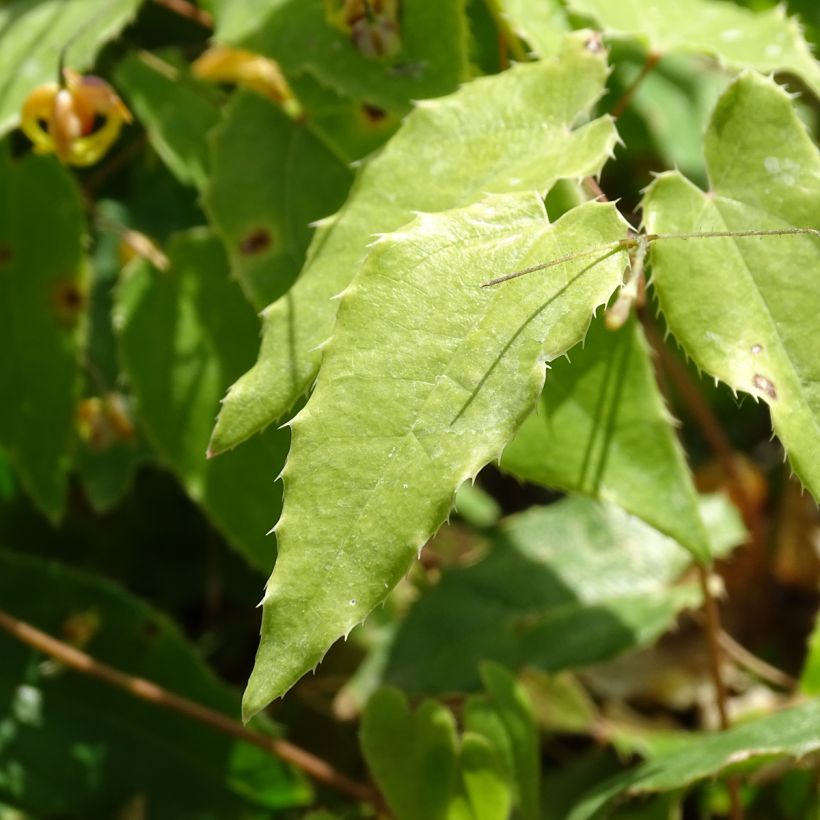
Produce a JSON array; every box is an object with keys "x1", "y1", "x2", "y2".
[
  {"x1": 0, "y1": 149, "x2": 86, "y2": 521},
  {"x1": 211, "y1": 33, "x2": 619, "y2": 454},
  {"x1": 502, "y1": 316, "x2": 711, "y2": 562},
  {"x1": 114, "y1": 231, "x2": 289, "y2": 570},
  {"x1": 567, "y1": 0, "x2": 820, "y2": 97},
  {"x1": 0, "y1": 0, "x2": 142, "y2": 136},
  {"x1": 0, "y1": 548, "x2": 309, "y2": 816},
  {"x1": 360, "y1": 688, "x2": 459, "y2": 820},
  {"x1": 642, "y1": 72, "x2": 820, "y2": 497},
  {"x1": 242, "y1": 194, "x2": 629, "y2": 718},
  {"x1": 203, "y1": 90, "x2": 353, "y2": 309},
  {"x1": 211, "y1": 0, "x2": 469, "y2": 114},
  {"x1": 449, "y1": 733, "x2": 513, "y2": 820},
  {"x1": 384, "y1": 495, "x2": 737, "y2": 694},
  {"x1": 568, "y1": 699, "x2": 820, "y2": 820},
  {"x1": 114, "y1": 51, "x2": 221, "y2": 190},
  {"x1": 499, "y1": 0, "x2": 570, "y2": 57}
]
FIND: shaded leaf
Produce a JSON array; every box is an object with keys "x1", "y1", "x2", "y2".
[
  {"x1": 115, "y1": 50, "x2": 222, "y2": 190},
  {"x1": 0, "y1": 149, "x2": 86, "y2": 520},
  {"x1": 203, "y1": 90, "x2": 353, "y2": 309},
  {"x1": 211, "y1": 32, "x2": 619, "y2": 453},
  {"x1": 211, "y1": 0, "x2": 469, "y2": 114},
  {"x1": 642, "y1": 72, "x2": 820, "y2": 497},
  {"x1": 114, "y1": 231, "x2": 289, "y2": 570},
  {"x1": 502, "y1": 316, "x2": 711, "y2": 562},
  {"x1": 242, "y1": 194, "x2": 630, "y2": 717},
  {"x1": 385, "y1": 495, "x2": 743, "y2": 693},
  {"x1": 800, "y1": 613, "x2": 820, "y2": 696},
  {"x1": 567, "y1": 0, "x2": 820, "y2": 97},
  {"x1": 0, "y1": 0, "x2": 142, "y2": 135},
  {"x1": 568, "y1": 699, "x2": 820, "y2": 819},
  {"x1": 360, "y1": 688, "x2": 458, "y2": 820},
  {"x1": 0, "y1": 548, "x2": 309, "y2": 817}
]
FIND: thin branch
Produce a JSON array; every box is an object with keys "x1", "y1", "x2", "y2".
[
  {"x1": 152, "y1": 0, "x2": 214, "y2": 28},
  {"x1": 718, "y1": 626, "x2": 797, "y2": 691},
  {"x1": 610, "y1": 51, "x2": 661, "y2": 119},
  {"x1": 483, "y1": 0, "x2": 529, "y2": 64},
  {"x1": 697, "y1": 567, "x2": 745, "y2": 820},
  {"x1": 0, "y1": 608, "x2": 381, "y2": 808}
]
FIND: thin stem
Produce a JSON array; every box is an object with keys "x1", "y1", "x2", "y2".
[
  {"x1": 483, "y1": 0, "x2": 529, "y2": 64},
  {"x1": 647, "y1": 227, "x2": 820, "y2": 241},
  {"x1": 0, "y1": 608, "x2": 381, "y2": 808},
  {"x1": 151, "y1": 0, "x2": 214, "y2": 28},
  {"x1": 610, "y1": 51, "x2": 661, "y2": 119},
  {"x1": 697, "y1": 567, "x2": 744, "y2": 820}
]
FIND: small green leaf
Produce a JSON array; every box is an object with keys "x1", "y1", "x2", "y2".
[
  {"x1": 502, "y1": 316, "x2": 711, "y2": 563},
  {"x1": 211, "y1": 0, "x2": 469, "y2": 114},
  {"x1": 567, "y1": 0, "x2": 820, "y2": 98},
  {"x1": 210, "y1": 32, "x2": 619, "y2": 454},
  {"x1": 0, "y1": 548, "x2": 310, "y2": 815},
  {"x1": 114, "y1": 231, "x2": 289, "y2": 570},
  {"x1": 203, "y1": 90, "x2": 353, "y2": 309},
  {"x1": 568, "y1": 699, "x2": 820, "y2": 819},
  {"x1": 385, "y1": 495, "x2": 742, "y2": 693},
  {"x1": 0, "y1": 0, "x2": 142, "y2": 136},
  {"x1": 361, "y1": 688, "x2": 459, "y2": 820},
  {"x1": 0, "y1": 149, "x2": 87, "y2": 521},
  {"x1": 642, "y1": 72, "x2": 820, "y2": 498},
  {"x1": 242, "y1": 194, "x2": 629, "y2": 717},
  {"x1": 449, "y1": 733, "x2": 513, "y2": 820},
  {"x1": 115, "y1": 51, "x2": 222, "y2": 191}
]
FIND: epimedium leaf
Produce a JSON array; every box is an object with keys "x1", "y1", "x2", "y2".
[
  {"x1": 0, "y1": 548, "x2": 310, "y2": 816},
  {"x1": 360, "y1": 687, "x2": 459, "y2": 820},
  {"x1": 450, "y1": 733, "x2": 512, "y2": 820},
  {"x1": 566, "y1": 0, "x2": 820, "y2": 98},
  {"x1": 242, "y1": 193, "x2": 630, "y2": 718},
  {"x1": 642, "y1": 72, "x2": 820, "y2": 498},
  {"x1": 384, "y1": 494, "x2": 744, "y2": 694},
  {"x1": 567, "y1": 699, "x2": 820, "y2": 820},
  {"x1": 210, "y1": 0, "x2": 469, "y2": 115},
  {"x1": 502, "y1": 315, "x2": 711, "y2": 563},
  {"x1": 114, "y1": 50, "x2": 222, "y2": 191},
  {"x1": 0, "y1": 148, "x2": 87, "y2": 521},
  {"x1": 210, "y1": 32, "x2": 619, "y2": 454},
  {"x1": 500, "y1": 0, "x2": 570, "y2": 58},
  {"x1": 203, "y1": 90, "x2": 354, "y2": 309},
  {"x1": 114, "y1": 230, "x2": 289, "y2": 571},
  {"x1": 0, "y1": 0, "x2": 142, "y2": 136}
]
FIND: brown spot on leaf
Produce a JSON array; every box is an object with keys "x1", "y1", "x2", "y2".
[
  {"x1": 142, "y1": 620, "x2": 160, "y2": 640},
  {"x1": 753, "y1": 373, "x2": 777, "y2": 399},
  {"x1": 361, "y1": 103, "x2": 387, "y2": 124},
  {"x1": 239, "y1": 228, "x2": 272, "y2": 256},
  {"x1": 52, "y1": 278, "x2": 87, "y2": 326},
  {"x1": 0, "y1": 246, "x2": 11, "y2": 265}
]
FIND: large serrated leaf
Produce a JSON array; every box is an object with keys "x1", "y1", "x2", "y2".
[
  {"x1": 211, "y1": 32, "x2": 619, "y2": 454},
  {"x1": 0, "y1": 0, "x2": 142, "y2": 136},
  {"x1": 114, "y1": 231, "x2": 289, "y2": 570},
  {"x1": 0, "y1": 149, "x2": 86, "y2": 521},
  {"x1": 642, "y1": 72, "x2": 820, "y2": 498},
  {"x1": 0, "y1": 548, "x2": 310, "y2": 816},
  {"x1": 567, "y1": 0, "x2": 820, "y2": 97},
  {"x1": 203, "y1": 90, "x2": 353, "y2": 309},
  {"x1": 568, "y1": 699, "x2": 820, "y2": 820},
  {"x1": 211, "y1": 0, "x2": 469, "y2": 114},
  {"x1": 502, "y1": 316, "x2": 711, "y2": 562},
  {"x1": 242, "y1": 194, "x2": 629, "y2": 718},
  {"x1": 384, "y1": 495, "x2": 743, "y2": 694}
]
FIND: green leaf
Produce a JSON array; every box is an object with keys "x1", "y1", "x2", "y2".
[
  {"x1": 800, "y1": 613, "x2": 820, "y2": 695},
  {"x1": 384, "y1": 495, "x2": 742, "y2": 693},
  {"x1": 567, "y1": 699, "x2": 820, "y2": 819},
  {"x1": 203, "y1": 90, "x2": 353, "y2": 309},
  {"x1": 478, "y1": 663, "x2": 540, "y2": 820},
  {"x1": 242, "y1": 194, "x2": 629, "y2": 718},
  {"x1": 211, "y1": 32, "x2": 619, "y2": 453},
  {"x1": 0, "y1": 548, "x2": 310, "y2": 816},
  {"x1": 115, "y1": 50, "x2": 222, "y2": 191},
  {"x1": 499, "y1": 0, "x2": 570, "y2": 57},
  {"x1": 211, "y1": 0, "x2": 469, "y2": 114},
  {"x1": 0, "y1": 150, "x2": 87, "y2": 521},
  {"x1": 642, "y1": 72, "x2": 820, "y2": 498},
  {"x1": 0, "y1": 0, "x2": 142, "y2": 136},
  {"x1": 566, "y1": 0, "x2": 820, "y2": 98},
  {"x1": 502, "y1": 316, "x2": 711, "y2": 562},
  {"x1": 449, "y1": 733, "x2": 512, "y2": 820},
  {"x1": 114, "y1": 230, "x2": 289, "y2": 570},
  {"x1": 361, "y1": 688, "x2": 459, "y2": 820}
]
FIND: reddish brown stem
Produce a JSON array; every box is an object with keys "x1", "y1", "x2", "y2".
[
  {"x1": 152, "y1": 0, "x2": 213, "y2": 28},
  {"x1": 0, "y1": 608, "x2": 380, "y2": 808},
  {"x1": 610, "y1": 51, "x2": 661, "y2": 119}
]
